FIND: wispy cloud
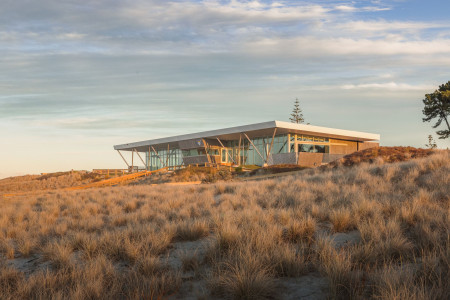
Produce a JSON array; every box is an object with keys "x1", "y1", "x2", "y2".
[{"x1": 340, "y1": 82, "x2": 434, "y2": 90}]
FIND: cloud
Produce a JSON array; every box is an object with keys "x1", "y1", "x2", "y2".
[
  {"x1": 340, "y1": 82, "x2": 435, "y2": 90},
  {"x1": 334, "y1": 4, "x2": 391, "y2": 12},
  {"x1": 0, "y1": 1, "x2": 397, "y2": 55},
  {"x1": 241, "y1": 36, "x2": 450, "y2": 58},
  {"x1": 334, "y1": 20, "x2": 450, "y2": 35},
  {"x1": 1, "y1": 0, "x2": 450, "y2": 180}
]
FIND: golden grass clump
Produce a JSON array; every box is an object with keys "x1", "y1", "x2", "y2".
[
  {"x1": 329, "y1": 208, "x2": 356, "y2": 232},
  {"x1": 282, "y1": 216, "x2": 316, "y2": 243},
  {"x1": 209, "y1": 251, "x2": 279, "y2": 300},
  {"x1": 174, "y1": 220, "x2": 209, "y2": 242}
]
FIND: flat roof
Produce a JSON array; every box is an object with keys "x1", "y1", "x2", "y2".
[{"x1": 114, "y1": 120, "x2": 380, "y2": 151}]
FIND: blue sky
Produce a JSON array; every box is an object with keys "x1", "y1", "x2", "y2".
[{"x1": 1, "y1": 0, "x2": 449, "y2": 178}]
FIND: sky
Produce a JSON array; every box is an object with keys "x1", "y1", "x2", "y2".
[{"x1": 1, "y1": 0, "x2": 450, "y2": 178}]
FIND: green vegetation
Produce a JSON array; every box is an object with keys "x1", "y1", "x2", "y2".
[{"x1": 422, "y1": 81, "x2": 450, "y2": 139}]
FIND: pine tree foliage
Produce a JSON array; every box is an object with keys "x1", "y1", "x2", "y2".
[
  {"x1": 425, "y1": 135, "x2": 437, "y2": 149},
  {"x1": 289, "y1": 98, "x2": 304, "y2": 124},
  {"x1": 422, "y1": 81, "x2": 450, "y2": 139}
]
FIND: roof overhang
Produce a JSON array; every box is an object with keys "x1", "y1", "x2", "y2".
[{"x1": 114, "y1": 120, "x2": 380, "y2": 152}]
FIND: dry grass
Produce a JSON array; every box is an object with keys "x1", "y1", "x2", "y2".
[
  {"x1": 174, "y1": 220, "x2": 210, "y2": 241},
  {"x1": 209, "y1": 251, "x2": 279, "y2": 300},
  {"x1": 329, "y1": 146, "x2": 434, "y2": 167},
  {"x1": 0, "y1": 150, "x2": 448, "y2": 299},
  {"x1": 0, "y1": 171, "x2": 106, "y2": 193}
]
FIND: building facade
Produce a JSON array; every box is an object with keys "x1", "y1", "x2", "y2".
[{"x1": 113, "y1": 121, "x2": 380, "y2": 170}]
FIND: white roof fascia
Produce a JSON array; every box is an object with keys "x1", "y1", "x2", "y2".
[
  {"x1": 114, "y1": 121, "x2": 277, "y2": 150},
  {"x1": 114, "y1": 120, "x2": 380, "y2": 151},
  {"x1": 274, "y1": 121, "x2": 380, "y2": 142}
]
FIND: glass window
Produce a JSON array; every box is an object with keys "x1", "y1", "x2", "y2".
[
  {"x1": 314, "y1": 145, "x2": 326, "y2": 153},
  {"x1": 299, "y1": 144, "x2": 313, "y2": 152},
  {"x1": 221, "y1": 149, "x2": 227, "y2": 162}
]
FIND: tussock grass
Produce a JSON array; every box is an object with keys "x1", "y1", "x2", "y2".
[
  {"x1": 209, "y1": 251, "x2": 279, "y2": 300},
  {"x1": 135, "y1": 255, "x2": 168, "y2": 276},
  {"x1": 282, "y1": 216, "x2": 316, "y2": 243},
  {"x1": 174, "y1": 221, "x2": 209, "y2": 242},
  {"x1": 0, "y1": 150, "x2": 448, "y2": 299},
  {"x1": 43, "y1": 243, "x2": 73, "y2": 269},
  {"x1": 180, "y1": 250, "x2": 200, "y2": 272},
  {"x1": 329, "y1": 208, "x2": 356, "y2": 232}
]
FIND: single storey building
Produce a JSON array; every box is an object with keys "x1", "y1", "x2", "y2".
[{"x1": 113, "y1": 120, "x2": 380, "y2": 170}]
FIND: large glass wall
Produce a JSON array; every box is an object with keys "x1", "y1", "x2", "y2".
[
  {"x1": 146, "y1": 149, "x2": 183, "y2": 170},
  {"x1": 142, "y1": 133, "x2": 334, "y2": 169},
  {"x1": 226, "y1": 134, "x2": 289, "y2": 166}
]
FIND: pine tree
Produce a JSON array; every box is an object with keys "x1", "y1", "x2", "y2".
[
  {"x1": 289, "y1": 98, "x2": 304, "y2": 124},
  {"x1": 422, "y1": 81, "x2": 450, "y2": 139},
  {"x1": 425, "y1": 135, "x2": 437, "y2": 149}
]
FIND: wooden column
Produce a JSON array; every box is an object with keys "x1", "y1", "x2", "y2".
[
  {"x1": 287, "y1": 133, "x2": 291, "y2": 153},
  {"x1": 238, "y1": 134, "x2": 242, "y2": 165},
  {"x1": 265, "y1": 128, "x2": 277, "y2": 164},
  {"x1": 294, "y1": 134, "x2": 298, "y2": 153}
]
